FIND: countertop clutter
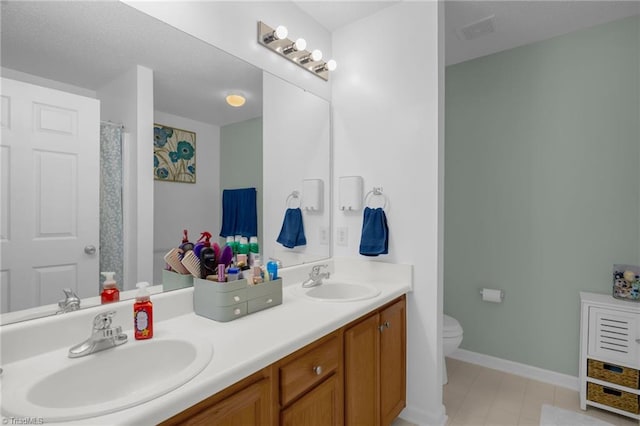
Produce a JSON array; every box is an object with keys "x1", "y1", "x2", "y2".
[{"x1": 0, "y1": 259, "x2": 412, "y2": 425}]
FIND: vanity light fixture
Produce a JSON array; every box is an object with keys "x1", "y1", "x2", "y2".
[
  {"x1": 258, "y1": 21, "x2": 336, "y2": 81},
  {"x1": 225, "y1": 94, "x2": 246, "y2": 107}
]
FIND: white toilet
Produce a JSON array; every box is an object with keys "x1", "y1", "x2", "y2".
[{"x1": 442, "y1": 314, "x2": 463, "y2": 385}]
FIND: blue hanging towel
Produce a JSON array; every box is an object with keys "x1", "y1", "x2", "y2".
[
  {"x1": 219, "y1": 188, "x2": 258, "y2": 238},
  {"x1": 277, "y1": 208, "x2": 307, "y2": 248},
  {"x1": 359, "y1": 207, "x2": 389, "y2": 256}
]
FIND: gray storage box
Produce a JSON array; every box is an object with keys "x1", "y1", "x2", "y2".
[
  {"x1": 162, "y1": 269, "x2": 194, "y2": 291},
  {"x1": 194, "y1": 277, "x2": 282, "y2": 322}
]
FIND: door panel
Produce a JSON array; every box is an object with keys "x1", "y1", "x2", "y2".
[{"x1": 0, "y1": 78, "x2": 99, "y2": 312}]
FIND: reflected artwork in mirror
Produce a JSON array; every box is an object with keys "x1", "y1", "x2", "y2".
[{"x1": 0, "y1": 1, "x2": 331, "y2": 325}]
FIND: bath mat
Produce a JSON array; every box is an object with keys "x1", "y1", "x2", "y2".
[{"x1": 540, "y1": 404, "x2": 614, "y2": 426}]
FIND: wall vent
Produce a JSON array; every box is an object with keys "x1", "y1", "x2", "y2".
[{"x1": 459, "y1": 15, "x2": 496, "y2": 41}]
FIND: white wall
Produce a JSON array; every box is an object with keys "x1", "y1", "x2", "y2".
[
  {"x1": 123, "y1": 0, "x2": 332, "y2": 100},
  {"x1": 97, "y1": 65, "x2": 154, "y2": 290},
  {"x1": 332, "y1": 2, "x2": 445, "y2": 425},
  {"x1": 153, "y1": 111, "x2": 221, "y2": 284}
]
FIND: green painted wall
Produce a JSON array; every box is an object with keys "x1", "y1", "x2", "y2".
[
  {"x1": 220, "y1": 117, "x2": 263, "y2": 245},
  {"x1": 444, "y1": 16, "x2": 639, "y2": 376}
]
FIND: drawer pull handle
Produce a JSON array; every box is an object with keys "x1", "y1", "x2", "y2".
[
  {"x1": 266, "y1": 298, "x2": 273, "y2": 304},
  {"x1": 234, "y1": 296, "x2": 241, "y2": 302},
  {"x1": 313, "y1": 365, "x2": 323, "y2": 375},
  {"x1": 384, "y1": 321, "x2": 391, "y2": 328},
  {"x1": 603, "y1": 363, "x2": 624, "y2": 374},
  {"x1": 602, "y1": 387, "x2": 622, "y2": 397},
  {"x1": 234, "y1": 308, "x2": 241, "y2": 315},
  {"x1": 379, "y1": 325, "x2": 385, "y2": 332}
]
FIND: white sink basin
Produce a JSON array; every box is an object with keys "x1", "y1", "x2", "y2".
[
  {"x1": 1, "y1": 335, "x2": 213, "y2": 422},
  {"x1": 292, "y1": 280, "x2": 381, "y2": 302}
]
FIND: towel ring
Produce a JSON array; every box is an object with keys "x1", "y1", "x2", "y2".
[
  {"x1": 286, "y1": 191, "x2": 302, "y2": 208},
  {"x1": 364, "y1": 187, "x2": 388, "y2": 209}
]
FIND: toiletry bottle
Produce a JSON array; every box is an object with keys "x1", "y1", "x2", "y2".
[
  {"x1": 133, "y1": 282, "x2": 153, "y2": 340},
  {"x1": 267, "y1": 261, "x2": 278, "y2": 280},
  {"x1": 100, "y1": 272, "x2": 120, "y2": 304},
  {"x1": 237, "y1": 237, "x2": 249, "y2": 268},
  {"x1": 249, "y1": 236, "x2": 260, "y2": 267},
  {"x1": 227, "y1": 266, "x2": 240, "y2": 281},
  {"x1": 225, "y1": 236, "x2": 236, "y2": 263}
]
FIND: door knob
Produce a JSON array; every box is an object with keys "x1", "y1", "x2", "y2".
[{"x1": 84, "y1": 245, "x2": 96, "y2": 255}]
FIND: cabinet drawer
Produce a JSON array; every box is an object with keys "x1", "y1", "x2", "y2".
[
  {"x1": 588, "y1": 359, "x2": 640, "y2": 389},
  {"x1": 587, "y1": 382, "x2": 640, "y2": 414},
  {"x1": 280, "y1": 335, "x2": 340, "y2": 406}
]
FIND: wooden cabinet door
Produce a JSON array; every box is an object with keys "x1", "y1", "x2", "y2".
[
  {"x1": 345, "y1": 313, "x2": 380, "y2": 426},
  {"x1": 281, "y1": 374, "x2": 342, "y2": 426},
  {"x1": 380, "y1": 298, "x2": 406, "y2": 426},
  {"x1": 172, "y1": 378, "x2": 270, "y2": 426}
]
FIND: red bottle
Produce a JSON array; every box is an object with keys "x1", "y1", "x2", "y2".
[
  {"x1": 100, "y1": 272, "x2": 120, "y2": 304},
  {"x1": 133, "y1": 282, "x2": 153, "y2": 340}
]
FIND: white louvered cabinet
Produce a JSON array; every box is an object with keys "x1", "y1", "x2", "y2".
[{"x1": 579, "y1": 292, "x2": 640, "y2": 420}]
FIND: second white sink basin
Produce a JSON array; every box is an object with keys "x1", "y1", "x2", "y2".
[
  {"x1": 1, "y1": 334, "x2": 213, "y2": 422},
  {"x1": 293, "y1": 280, "x2": 381, "y2": 302}
]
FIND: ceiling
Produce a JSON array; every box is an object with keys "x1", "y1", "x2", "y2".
[
  {"x1": 3, "y1": 1, "x2": 638, "y2": 124},
  {"x1": 445, "y1": 1, "x2": 640, "y2": 65},
  {"x1": 0, "y1": 1, "x2": 263, "y2": 127},
  {"x1": 293, "y1": 1, "x2": 640, "y2": 65}
]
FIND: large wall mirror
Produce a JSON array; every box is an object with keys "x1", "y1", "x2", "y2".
[{"x1": 0, "y1": 1, "x2": 330, "y2": 325}]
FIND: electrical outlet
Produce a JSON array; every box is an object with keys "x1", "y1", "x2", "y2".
[
  {"x1": 319, "y1": 226, "x2": 329, "y2": 245},
  {"x1": 337, "y1": 227, "x2": 348, "y2": 246}
]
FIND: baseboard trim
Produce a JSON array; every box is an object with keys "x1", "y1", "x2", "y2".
[
  {"x1": 400, "y1": 403, "x2": 447, "y2": 426},
  {"x1": 448, "y1": 349, "x2": 579, "y2": 391}
]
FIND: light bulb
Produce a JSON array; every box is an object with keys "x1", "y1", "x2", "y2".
[
  {"x1": 283, "y1": 38, "x2": 307, "y2": 55},
  {"x1": 326, "y1": 59, "x2": 337, "y2": 71},
  {"x1": 274, "y1": 25, "x2": 288, "y2": 40},
  {"x1": 264, "y1": 25, "x2": 288, "y2": 44},
  {"x1": 294, "y1": 38, "x2": 307, "y2": 51},
  {"x1": 311, "y1": 49, "x2": 323, "y2": 61}
]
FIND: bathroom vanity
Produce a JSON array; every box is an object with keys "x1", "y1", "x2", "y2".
[
  {"x1": 0, "y1": 259, "x2": 412, "y2": 425},
  {"x1": 579, "y1": 292, "x2": 640, "y2": 420},
  {"x1": 161, "y1": 296, "x2": 405, "y2": 425}
]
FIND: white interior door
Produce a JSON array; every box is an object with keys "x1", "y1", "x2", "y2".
[{"x1": 1, "y1": 78, "x2": 100, "y2": 312}]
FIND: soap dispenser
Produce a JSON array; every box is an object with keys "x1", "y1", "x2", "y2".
[
  {"x1": 133, "y1": 282, "x2": 153, "y2": 340},
  {"x1": 100, "y1": 271, "x2": 120, "y2": 304}
]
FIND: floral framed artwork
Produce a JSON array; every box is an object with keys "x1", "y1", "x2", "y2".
[{"x1": 153, "y1": 124, "x2": 196, "y2": 183}]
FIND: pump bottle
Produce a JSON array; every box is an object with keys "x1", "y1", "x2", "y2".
[
  {"x1": 133, "y1": 282, "x2": 153, "y2": 340},
  {"x1": 100, "y1": 272, "x2": 120, "y2": 304}
]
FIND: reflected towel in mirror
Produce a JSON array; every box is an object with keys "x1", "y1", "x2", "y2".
[{"x1": 220, "y1": 188, "x2": 258, "y2": 238}]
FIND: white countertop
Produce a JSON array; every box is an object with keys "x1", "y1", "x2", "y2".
[{"x1": 0, "y1": 259, "x2": 412, "y2": 425}]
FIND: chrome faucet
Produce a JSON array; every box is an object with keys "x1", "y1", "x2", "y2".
[
  {"x1": 57, "y1": 288, "x2": 81, "y2": 314},
  {"x1": 68, "y1": 311, "x2": 128, "y2": 358},
  {"x1": 301, "y1": 264, "x2": 330, "y2": 288}
]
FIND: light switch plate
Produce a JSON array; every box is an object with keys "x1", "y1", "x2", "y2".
[
  {"x1": 319, "y1": 226, "x2": 329, "y2": 245},
  {"x1": 337, "y1": 227, "x2": 348, "y2": 246}
]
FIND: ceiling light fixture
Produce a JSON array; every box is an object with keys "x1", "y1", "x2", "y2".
[
  {"x1": 257, "y1": 21, "x2": 336, "y2": 81},
  {"x1": 225, "y1": 94, "x2": 246, "y2": 107}
]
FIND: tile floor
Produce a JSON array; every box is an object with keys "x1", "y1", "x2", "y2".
[{"x1": 442, "y1": 358, "x2": 639, "y2": 426}]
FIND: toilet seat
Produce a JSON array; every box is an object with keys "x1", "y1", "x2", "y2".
[{"x1": 443, "y1": 314, "x2": 463, "y2": 339}]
